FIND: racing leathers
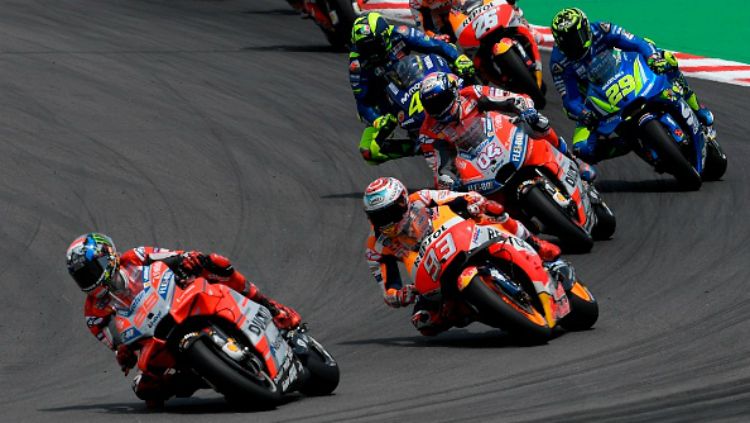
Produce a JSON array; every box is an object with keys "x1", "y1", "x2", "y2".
[
  {"x1": 419, "y1": 84, "x2": 573, "y2": 188},
  {"x1": 351, "y1": 24, "x2": 467, "y2": 164},
  {"x1": 84, "y1": 246, "x2": 300, "y2": 404},
  {"x1": 365, "y1": 189, "x2": 560, "y2": 336},
  {"x1": 550, "y1": 21, "x2": 713, "y2": 164}
]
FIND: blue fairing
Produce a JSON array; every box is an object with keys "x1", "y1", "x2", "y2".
[
  {"x1": 386, "y1": 54, "x2": 454, "y2": 133},
  {"x1": 585, "y1": 51, "x2": 705, "y2": 172}
]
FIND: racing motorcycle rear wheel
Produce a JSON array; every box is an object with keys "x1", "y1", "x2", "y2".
[
  {"x1": 521, "y1": 185, "x2": 594, "y2": 253},
  {"x1": 462, "y1": 270, "x2": 550, "y2": 344},
  {"x1": 493, "y1": 48, "x2": 545, "y2": 109},
  {"x1": 321, "y1": 0, "x2": 357, "y2": 50},
  {"x1": 640, "y1": 119, "x2": 702, "y2": 190},
  {"x1": 182, "y1": 336, "x2": 282, "y2": 408}
]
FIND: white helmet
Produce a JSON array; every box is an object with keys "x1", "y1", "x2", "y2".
[{"x1": 363, "y1": 177, "x2": 409, "y2": 235}]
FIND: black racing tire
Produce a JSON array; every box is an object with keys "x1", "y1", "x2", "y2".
[
  {"x1": 494, "y1": 48, "x2": 546, "y2": 109},
  {"x1": 299, "y1": 337, "x2": 340, "y2": 396},
  {"x1": 702, "y1": 138, "x2": 727, "y2": 181},
  {"x1": 323, "y1": 0, "x2": 357, "y2": 50},
  {"x1": 639, "y1": 119, "x2": 702, "y2": 190},
  {"x1": 558, "y1": 281, "x2": 599, "y2": 331},
  {"x1": 462, "y1": 274, "x2": 550, "y2": 345},
  {"x1": 182, "y1": 337, "x2": 282, "y2": 409},
  {"x1": 521, "y1": 185, "x2": 594, "y2": 253},
  {"x1": 591, "y1": 202, "x2": 616, "y2": 241}
]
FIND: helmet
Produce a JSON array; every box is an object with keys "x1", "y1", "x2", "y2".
[
  {"x1": 351, "y1": 13, "x2": 392, "y2": 65},
  {"x1": 363, "y1": 177, "x2": 409, "y2": 236},
  {"x1": 551, "y1": 8, "x2": 592, "y2": 60},
  {"x1": 66, "y1": 233, "x2": 118, "y2": 292},
  {"x1": 420, "y1": 72, "x2": 461, "y2": 124}
]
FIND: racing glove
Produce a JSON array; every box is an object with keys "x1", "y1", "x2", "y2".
[
  {"x1": 259, "y1": 297, "x2": 302, "y2": 330},
  {"x1": 385, "y1": 285, "x2": 417, "y2": 308},
  {"x1": 578, "y1": 109, "x2": 598, "y2": 129},
  {"x1": 172, "y1": 251, "x2": 207, "y2": 283},
  {"x1": 518, "y1": 107, "x2": 541, "y2": 126},
  {"x1": 373, "y1": 114, "x2": 397, "y2": 134},
  {"x1": 452, "y1": 54, "x2": 475, "y2": 79},
  {"x1": 647, "y1": 51, "x2": 677, "y2": 74},
  {"x1": 116, "y1": 344, "x2": 138, "y2": 374},
  {"x1": 465, "y1": 191, "x2": 488, "y2": 216}
]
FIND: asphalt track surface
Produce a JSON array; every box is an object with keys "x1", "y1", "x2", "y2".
[{"x1": 2, "y1": 1, "x2": 749, "y2": 422}]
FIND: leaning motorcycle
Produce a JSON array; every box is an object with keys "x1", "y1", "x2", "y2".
[
  {"x1": 448, "y1": 110, "x2": 615, "y2": 252},
  {"x1": 585, "y1": 50, "x2": 727, "y2": 190},
  {"x1": 405, "y1": 205, "x2": 598, "y2": 344},
  {"x1": 448, "y1": 0, "x2": 546, "y2": 108},
  {"x1": 286, "y1": 0, "x2": 357, "y2": 49},
  {"x1": 113, "y1": 262, "x2": 339, "y2": 407}
]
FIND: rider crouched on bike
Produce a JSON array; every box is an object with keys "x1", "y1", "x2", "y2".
[
  {"x1": 363, "y1": 177, "x2": 561, "y2": 335},
  {"x1": 66, "y1": 233, "x2": 301, "y2": 406},
  {"x1": 350, "y1": 12, "x2": 475, "y2": 164},
  {"x1": 417, "y1": 71, "x2": 595, "y2": 186},
  {"x1": 410, "y1": 0, "x2": 521, "y2": 43},
  {"x1": 549, "y1": 7, "x2": 714, "y2": 165}
]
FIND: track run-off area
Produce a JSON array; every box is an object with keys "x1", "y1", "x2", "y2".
[{"x1": 1, "y1": 1, "x2": 749, "y2": 422}]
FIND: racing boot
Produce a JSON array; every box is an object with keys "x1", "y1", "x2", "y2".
[
  {"x1": 559, "y1": 137, "x2": 597, "y2": 182},
  {"x1": 411, "y1": 309, "x2": 449, "y2": 336},
  {"x1": 526, "y1": 235, "x2": 561, "y2": 261},
  {"x1": 685, "y1": 91, "x2": 714, "y2": 127}
]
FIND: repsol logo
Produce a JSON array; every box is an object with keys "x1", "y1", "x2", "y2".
[
  {"x1": 414, "y1": 224, "x2": 448, "y2": 268},
  {"x1": 248, "y1": 306, "x2": 273, "y2": 335}
]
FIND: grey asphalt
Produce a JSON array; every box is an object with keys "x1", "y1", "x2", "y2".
[{"x1": 1, "y1": 1, "x2": 749, "y2": 422}]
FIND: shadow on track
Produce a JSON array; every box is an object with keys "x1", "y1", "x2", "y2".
[
  {"x1": 39, "y1": 395, "x2": 301, "y2": 415},
  {"x1": 242, "y1": 9, "x2": 299, "y2": 16},
  {"x1": 242, "y1": 45, "x2": 342, "y2": 53},
  {"x1": 339, "y1": 329, "x2": 561, "y2": 349},
  {"x1": 596, "y1": 178, "x2": 686, "y2": 193}
]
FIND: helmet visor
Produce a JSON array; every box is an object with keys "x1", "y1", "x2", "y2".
[
  {"x1": 357, "y1": 37, "x2": 387, "y2": 64},
  {"x1": 367, "y1": 197, "x2": 408, "y2": 231},
  {"x1": 557, "y1": 24, "x2": 591, "y2": 60},
  {"x1": 69, "y1": 255, "x2": 109, "y2": 291},
  {"x1": 424, "y1": 88, "x2": 457, "y2": 121}
]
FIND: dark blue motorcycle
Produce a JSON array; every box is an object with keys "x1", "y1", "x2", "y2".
[
  {"x1": 371, "y1": 53, "x2": 456, "y2": 161},
  {"x1": 584, "y1": 50, "x2": 727, "y2": 190}
]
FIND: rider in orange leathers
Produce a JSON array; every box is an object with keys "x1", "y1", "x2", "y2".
[
  {"x1": 363, "y1": 177, "x2": 561, "y2": 335},
  {"x1": 66, "y1": 233, "x2": 301, "y2": 405}
]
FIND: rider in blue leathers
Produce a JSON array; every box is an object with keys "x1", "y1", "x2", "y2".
[
  {"x1": 549, "y1": 8, "x2": 714, "y2": 169},
  {"x1": 350, "y1": 12, "x2": 475, "y2": 164}
]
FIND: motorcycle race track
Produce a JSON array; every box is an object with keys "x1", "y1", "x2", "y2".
[{"x1": 2, "y1": 1, "x2": 750, "y2": 421}]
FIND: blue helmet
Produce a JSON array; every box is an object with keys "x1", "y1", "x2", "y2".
[{"x1": 420, "y1": 72, "x2": 461, "y2": 123}]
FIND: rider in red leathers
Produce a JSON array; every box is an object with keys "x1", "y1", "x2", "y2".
[
  {"x1": 363, "y1": 177, "x2": 560, "y2": 336},
  {"x1": 416, "y1": 72, "x2": 586, "y2": 188},
  {"x1": 66, "y1": 233, "x2": 301, "y2": 406}
]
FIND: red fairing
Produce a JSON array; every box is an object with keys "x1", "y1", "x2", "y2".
[{"x1": 413, "y1": 219, "x2": 475, "y2": 295}]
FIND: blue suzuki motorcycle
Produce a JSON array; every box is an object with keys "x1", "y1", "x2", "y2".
[{"x1": 584, "y1": 50, "x2": 727, "y2": 190}]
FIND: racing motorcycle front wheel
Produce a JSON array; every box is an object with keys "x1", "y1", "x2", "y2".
[
  {"x1": 640, "y1": 119, "x2": 702, "y2": 190},
  {"x1": 558, "y1": 280, "x2": 598, "y2": 331},
  {"x1": 461, "y1": 267, "x2": 551, "y2": 345},
  {"x1": 493, "y1": 47, "x2": 546, "y2": 109},
  {"x1": 182, "y1": 335, "x2": 282, "y2": 408}
]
